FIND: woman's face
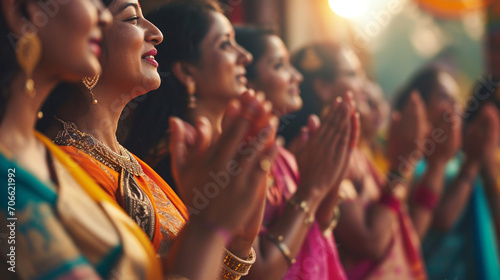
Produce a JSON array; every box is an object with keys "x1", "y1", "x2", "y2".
[
  {"x1": 99, "y1": 0, "x2": 163, "y2": 97},
  {"x1": 357, "y1": 81, "x2": 389, "y2": 140},
  {"x1": 324, "y1": 48, "x2": 365, "y2": 103},
  {"x1": 190, "y1": 11, "x2": 252, "y2": 103},
  {"x1": 249, "y1": 35, "x2": 303, "y2": 114},
  {"x1": 33, "y1": 0, "x2": 112, "y2": 79},
  {"x1": 426, "y1": 72, "x2": 459, "y2": 126}
]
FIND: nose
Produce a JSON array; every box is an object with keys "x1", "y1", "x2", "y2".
[
  {"x1": 97, "y1": 3, "x2": 112, "y2": 28},
  {"x1": 290, "y1": 65, "x2": 303, "y2": 83},
  {"x1": 145, "y1": 19, "x2": 163, "y2": 45},
  {"x1": 236, "y1": 44, "x2": 253, "y2": 66}
]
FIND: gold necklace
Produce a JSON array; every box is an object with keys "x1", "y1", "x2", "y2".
[{"x1": 54, "y1": 120, "x2": 144, "y2": 176}]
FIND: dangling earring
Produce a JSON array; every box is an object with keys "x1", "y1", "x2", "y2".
[
  {"x1": 16, "y1": 31, "x2": 42, "y2": 98},
  {"x1": 186, "y1": 79, "x2": 197, "y2": 109},
  {"x1": 82, "y1": 75, "x2": 99, "y2": 104}
]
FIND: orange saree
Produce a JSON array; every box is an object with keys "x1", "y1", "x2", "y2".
[{"x1": 59, "y1": 145, "x2": 188, "y2": 257}]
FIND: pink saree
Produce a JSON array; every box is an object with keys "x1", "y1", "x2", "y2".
[
  {"x1": 261, "y1": 147, "x2": 348, "y2": 280},
  {"x1": 341, "y1": 149, "x2": 426, "y2": 280}
]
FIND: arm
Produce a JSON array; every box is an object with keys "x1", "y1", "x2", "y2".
[
  {"x1": 247, "y1": 93, "x2": 356, "y2": 280},
  {"x1": 334, "y1": 180, "x2": 396, "y2": 260},
  {"x1": 429, "y1": 159, "x2": 479, "y2": 231}
]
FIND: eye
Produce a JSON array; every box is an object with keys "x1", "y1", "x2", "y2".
[
  {"x1": 124, "y1": 16, "x2": 140, "y2": 24},
  {"x1": 274, "y1": 62, "x2": 284, "y2": 70},
  {"x1": 220, "y1": 40, "x2": 232, "y2": 50}
]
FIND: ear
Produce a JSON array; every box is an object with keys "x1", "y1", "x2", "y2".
[
  {"x1": 171, "y1": 61, "x2": 197, "y2": 88},
  {"x1": 313, "y1": 77, "x2": 334, "y2": 104},
  {"x1": 2, "y1": 0, "x2": 40, "y2": 37}
]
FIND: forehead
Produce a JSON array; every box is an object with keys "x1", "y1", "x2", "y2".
[
  {"x1": 108, "y1": 0, "x2": 139, "y2": 13},
  {"x1": 434, "y1": 72, "x2": 459, "y2": 99},
  {"x1": 204, "y1": 11, "x2": 233, "y2": 41},
  {"x1": 263, "y1": 35, "x2": 287, "y2": 56},
  {"x1": 338, "y1": 47, "x2": 361, "y2": 70}
]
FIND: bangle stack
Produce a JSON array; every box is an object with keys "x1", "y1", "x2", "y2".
[
  {"x1": 266, "y1": 233, "x2": 296, "y2": 266},
  {"x1": 221, "y1": 248, "x2": 256, "y2": 280},
  {"x1": 288, "y1": 196, "x2": 315, "y2": 225}
]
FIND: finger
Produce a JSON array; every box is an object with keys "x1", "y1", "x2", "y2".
[
  {"x1": 349, "y1": 112, "x2": 360, "y2": 150},
  {"x1": 314, "y1": 98, "x2": 341, "y2": 146},
  {"x1": 192, "y1": 116, "x2": 213, "y2": 159},
  {"x1": 234, "y1": 116, "x2": 278, "y2": 171},
  {"x1": 307, "y1": 114, "x2": 321, "y2": 133},
  {"x1": 321, "y1": 98, "x2": 350, "y2": 149},
  {"x1": 213, "y1": 96, "x2": 268, "y2": 164},
  {"x1": 242, "y1": 143, "x2": 279, "y2": 196},
  {"x1": 221, "y1": 99, "x2": 242, "y2": 132}
]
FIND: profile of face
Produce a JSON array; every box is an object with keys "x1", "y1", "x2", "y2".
[
  {"x1": 99, "y1": 0, "x2": 163, "y2": 97},
  {"x1": 357, "y1": 81, "x2": 389, "y2": 140},
  {"x1": 248, "y1": 35, "x2": 303, "y2": 114},
  {"x1": 426, "y1": 71, "x2": 460, "y2": 127},
  {"x1": 4, "y1": 0, "x2": 112, "y2": 80},
  {"x1": 316, "y1": 47, "x2": 364, "y2": 105},
  {"x1": 188, "y1": 11, "x2": 253, "y2": 102}
]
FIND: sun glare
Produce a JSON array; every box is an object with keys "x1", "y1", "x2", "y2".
[{"x1": 328, "y1": 0, "x2": 368, "y2": 19}]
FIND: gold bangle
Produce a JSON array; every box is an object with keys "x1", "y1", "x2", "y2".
[
  {"x1": 288, "y1": 196, "x2": 315, "y2": 225},
  {"x1": 222, "y1": 247, "x2": 256, "y2": 275},
  {"x1": 266, "y1": 233, "x2": 296, "y2": 266},
  {"x1": 221, "y1": 266, "x2": 243, "y2": 280}
]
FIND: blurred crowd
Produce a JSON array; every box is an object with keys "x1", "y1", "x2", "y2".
[{"x1": 1, "y1": 0, "x2": 499, "y2": 279}]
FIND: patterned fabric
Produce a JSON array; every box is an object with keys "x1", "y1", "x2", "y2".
[
  {"x1": 341, "y1": 148, "x2": 427, "y2": 280},
  {"x1": 0, "y1": 132, "x2": 161, "y2": 280},
  {"x1": 415, "y1": 155, "x2": 500, "y2": 280},
  {"x1": 261, "y1": 147, "x2": 348, "y2": 280},
  {"x1": 59, "y1": 145, "x2": 187, "y2": 257}
]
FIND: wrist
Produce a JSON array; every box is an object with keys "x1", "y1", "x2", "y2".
[
  {"x1": 227, "y1": 237, "x2": 254, "y2": 259},
  {"x1": 459, "y1": 160, "x2": 480, "y2": 183},
  {"x1": 294, "y1": 186, "x2": 323, "y2": 211}
]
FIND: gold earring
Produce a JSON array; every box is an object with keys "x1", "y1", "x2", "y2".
[
  {"x1": 16, "y1": 31, "x2": 42, "y2": 98},
  {"x1": 82, "y1": 75, "x2": 99, "y2": 104},
  {"x1": 186, "y1": 79, "x2": 196, "y2": 109}
]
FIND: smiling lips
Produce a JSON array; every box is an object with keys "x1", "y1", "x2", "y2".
[
  {"x1": 89, "y1": 38, "x2": 102, "y2": 57},
  {"x1": 142, "y1": 49, "x2": 158, "y2": 67}
]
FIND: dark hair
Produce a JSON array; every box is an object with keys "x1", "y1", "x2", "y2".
[
  {"x1": 279, "y1": 42, "x2": 345, "y2": 143},
  {"x1": 234, "y1": 26, "x2": 274, "y2": 81},
  {"x1": 393, "y1": 66, "x2": 445, "y2": 111},
  {"x1": 123, "y1": 0, "x2": 222, "y2": 187},
  {"x1": 0, "y1": 3, "x2": 28, "y2": 122}
]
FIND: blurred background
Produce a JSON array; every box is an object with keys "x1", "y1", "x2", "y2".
[{"x1": 141, "y1": 0, "x2": 500, "y2": 103}]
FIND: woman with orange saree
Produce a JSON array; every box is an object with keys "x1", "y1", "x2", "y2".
[{"x1": 39, "y1": 0, "x2": 276, "y2": 279}]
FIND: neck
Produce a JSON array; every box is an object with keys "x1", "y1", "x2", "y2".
[
  {"x1": 0, "y1": 72, "x2": 56, "y2": 152},
  {"x1": 189, "y1": 98, "x2": 227, "y2": 138},
  {"x1": 69, "y1": 82, "x2": 132, "y2": 153}
]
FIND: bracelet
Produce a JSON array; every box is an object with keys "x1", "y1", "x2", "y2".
[
  {"x1": 379, "y1": 192, "x2": 401, "y2": 213},
  {"x1": 413, "y1": 185, "x2": 439, "y2": 210},
  {"x1": 288, "y1": 196, "x2": 315, "y2": 225},
  {"x1": 221, "y1": 267, "x2": 243, "y2": 280},
  {"x1": 266, "y1": 233, "x2": 296, "y2": 266},
  {"x1": 320, "y1": 206, "x2": 341, "y2": 233},
  {"x1": 222, "y1": 247, "x2": 256, "y2": 276}
]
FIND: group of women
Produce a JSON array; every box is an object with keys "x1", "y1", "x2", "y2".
[{"x1": 1, "y1": 0, "x2": 499, "y2": 279}]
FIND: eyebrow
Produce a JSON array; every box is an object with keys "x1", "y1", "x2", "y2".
[
  {"x1": 118, "y1": 2, "x2": 139, "y2": 13},
  {"x1": 212, "y1": 33, "x2": 230, "y2": 46}
]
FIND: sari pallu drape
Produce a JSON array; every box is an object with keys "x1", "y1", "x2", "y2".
[{"x1": 0, "y1": 132, "x2": 161, "y2": 280}]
